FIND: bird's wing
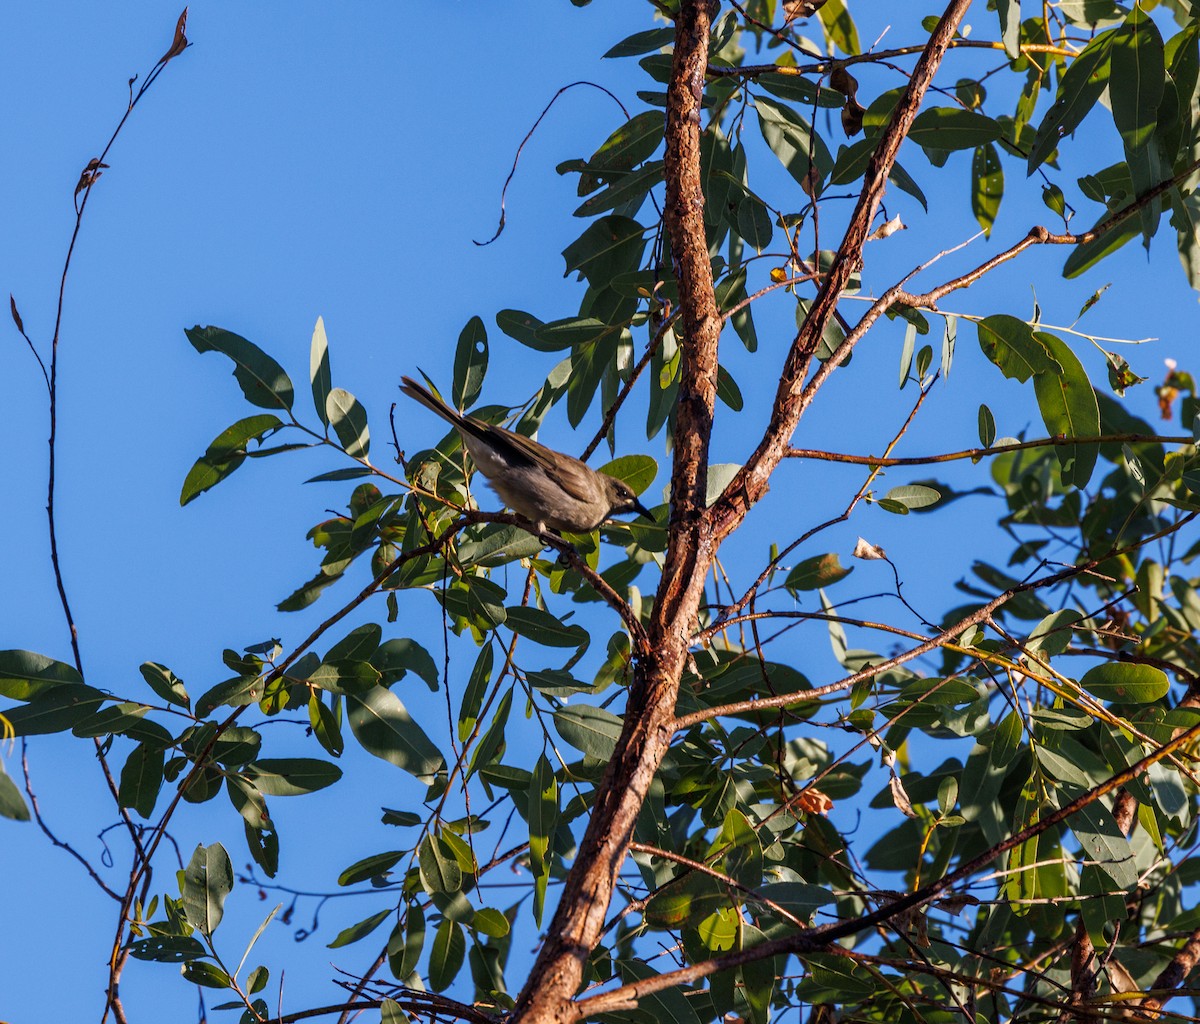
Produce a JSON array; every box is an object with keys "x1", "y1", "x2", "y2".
[{"x1": 489, "y1": 427, "x2": 602, "y2": 502}]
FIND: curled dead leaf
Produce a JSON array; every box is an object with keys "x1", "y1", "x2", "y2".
[
  {"x1": 866, "y1": 215, "x2": 905, "y2": 242},
  {"x1": 795, "y1": 787, "x2": 833, "y2": 815},
  {"x1": 889, "y1": 774, "x2": 917, "y2": 818},
  {"x1": 783, "y1": 0, "x2": 829, "y2": 23},
  {"x1": 160, "y1": 7, "x2": 189, "y2": 64},
  {"x1": 10, "y1": 295, "x2": 25, "y2": 335},
  {"x1": 841, "y1": 99, "x2": 866, "y2": 137},
  {"x1": 74, "y1": 158, "x2": 110, "y2": 197},
  {"x1": 852, "y1": 537, "x2": 886, "y2": 560},
  {"x1": 830, "y1": 66, "x2": 857, "y2": 99}
]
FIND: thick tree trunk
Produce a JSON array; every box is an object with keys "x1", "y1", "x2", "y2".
[{"x1": 510, "y1": 3, "x2": 722, "y2": 1022}]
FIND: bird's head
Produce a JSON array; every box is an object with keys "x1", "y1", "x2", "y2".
[{"x1": 603, "y1": 475, "x2": 653, "y2": 521}]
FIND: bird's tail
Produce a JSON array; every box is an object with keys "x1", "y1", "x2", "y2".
[{"x1": 400, "y1": 375, "x2": 465, "y2": 428}]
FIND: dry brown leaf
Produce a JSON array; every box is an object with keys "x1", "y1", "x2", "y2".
[
  {"x1": 795, "y1": 787, "x2": 833, "y2": 814},
  {"x1": 866, "y1": 215, "x2": 906, "y2": 242},
  {"x1": 783, "y1": 0, "x2": 829, "y2": 24},
  {"x1": 160, "y1": 7, "x2": 189, "y2": 64}
]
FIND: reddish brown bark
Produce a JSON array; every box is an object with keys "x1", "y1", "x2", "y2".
[
  {"x1": 510, "y1": 2, "x2": 973, "y2": 1020},
  {"x1": 510, "y1": 3, "x2": 721, "y2": 1021}
]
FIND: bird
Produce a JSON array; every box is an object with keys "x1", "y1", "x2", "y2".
[{"x1": 400, "y1": 375, "x2": 652, "y2": 535}]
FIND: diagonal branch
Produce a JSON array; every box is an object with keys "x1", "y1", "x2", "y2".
[
  {"x1": 576, "y1": 711, "x2": 1200, "y2": 1017},
  {"x1": 709, "y1": 0, "x2": 975, "y2": 543},
  {"x1": 787, "y1": 433, "x2": 1194, "y2": 467}
]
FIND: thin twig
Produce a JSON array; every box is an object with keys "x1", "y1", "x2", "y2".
[{"x1": 474, "y1": 81, "x2": 631, "y2": 246}]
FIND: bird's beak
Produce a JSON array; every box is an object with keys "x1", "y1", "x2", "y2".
[{"x1": 632, "y1": 498, "x2": 653, "y2": 521}]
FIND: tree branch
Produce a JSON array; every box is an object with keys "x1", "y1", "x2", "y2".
[{"x1": 709, "y1": 0, "x2": 975, "y2": 542}]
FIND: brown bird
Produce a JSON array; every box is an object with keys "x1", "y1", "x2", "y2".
[{"x1": 400, "y1": 375, "x2": 651, "y2": 534}]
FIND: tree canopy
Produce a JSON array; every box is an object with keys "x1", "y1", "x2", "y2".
[{"x1": 9, "y1": 2, "x2": 1200, "y2": 1023}]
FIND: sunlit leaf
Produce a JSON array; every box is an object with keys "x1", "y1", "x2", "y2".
[{"x1": 185, "y1": 325, "x2": 294, "y2": 411}]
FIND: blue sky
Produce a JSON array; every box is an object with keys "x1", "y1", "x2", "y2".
[{"x1": 4, "y1": 2, "x2": 1198, "y2": 1020}]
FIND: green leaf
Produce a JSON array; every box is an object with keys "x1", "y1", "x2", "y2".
[
  {"x1": 195, "y1": 674, "x2": 263, "y2": 719},
  {"x1": 306, "y1": 660, "x2": 382, "y2": 694},
  {"x1": 735, "y1": 189, "x2": 774, "y2": 250},
  {"x1": 1026, "y1": 609, "x2": 1081, "y2": 657},
  {"x1": 325, "y1": 387, "x2": 370, "y2": 458},
  {"x1": 247, "y1": 965, "x2": 270, "y2": 995},
  {"x1": 126, "y1": 935, "x2": 207, "y2": 962},
  {"x1": 909, "y1": 108, "x2": 1004, "y2": 151},
  {"x1": 185, "y1": 325, "x2": 294, "y2": 411},
  {"x1": 785, "y1": 553, "x2": 854, "y2": 592},
  {"x1": 139, "y1": 662, "x2": 190, "y2": 710},
  {"x1": 978, "y1": 403, "x2": 996, "y2": 447},
  {"x1": 308, "y1": 692, "x2": 344, "y2": 758},
  {"x1": 619, "y1": 959, "x2": 705, "y2": 1024},
  {"x1": 1028, "y1": 31, "x2": 1115, "y2": 173},
  {"x1": 428, "y1": 918, "x2": 466, "y2": 992},
  {"x1": 554, "y1": 704, "x2": 624, "y2": 759},
  {"x1": 473, "y1": 907, "x2": 510, "y2": 938},
  {"x1": 971, "y1": 143, "x2": 1003, "y2": 237},
  {"x1": 976, "y1": 315, "x2": 1059, "y2": 382},
  {"x1": 529, "y1": 753, "x2": 558, "y2": 925},
  {"x1": 245, "y1": 758, "x2": 342, "y2": 796},
  {"x1": 741, "y1": 924, "x2": 776, "y2": 1024},
  {"x1": 387, "y1": 904, "x2": 426, "y2": 980},
  {"x1": 603, "y1": 27, "x2": 675, "y2": 58},
  {"x1": 1110, "y1": 5, "x2": 1165, "y2": 152},
  {"x1": 1063, "y1": 211, "x2": 1141, "y2": 277},
  {"x1": 183, "y1": 842, "x2": 234, "y2": 936},
  {"x1": 119, "y1": 742, "x2": 164, "y2": 819},
  {"x1": 997, "y1": 0, "x2": 1021, "y2": 58},
  {"x1": 452, "y1": 316, "x2": 488, "y2": 410},
  {"x1": 0, "y1": 649, "x2": 83, "y2": 701},
  {"x1": 338, "y1": 850, "x2": 403, "y2": 886},
  {"x1": 457, "y1": 524, "x2": 544, "y2": 568},
  {"x1": 495, "y1": 309, "x2": 554, "y2": 351},
  {"x1": 535, "y1": 316, "x2": 620, "y2": 349},
  {"x1": 756, "y1": 882, "x2": 836, "y2": 918},
  {"x1": 561, "y1": 215, "x2": 648, "y2": 289},
  {"x1": 1031, "y1": 331, "x2": 1100, "y2": 488},
  {"x1": 1081, "y1": 662, "x2": 1170, "y2": 703},
  {"x1": 180, "y1": 414, "x2": 284, "y2": 506},
  {"x1": 754, "y1": 96, "x2": 832, "y2": 191},
  {"x1": 310, "y1": 316, "x2": 332, "y2": 428},
  {"x1": 818, "y1": 0, "x2": 860, "y2": 55},
  {"x1": 1065, "y1": 790, "x2": 1139, "y2": 889},
  {"x1": 327, "y1": 908, "x2": 393, "y2": 949},
  {"x1": 0, "y1": 762, "x2": 30, "y2": 821},
  {"x1": 574, "y1": 160, "x2": 664, "y2": 218},
  {"x1": 504, "y1": 605, "x2": 588, "y2": 648},
  {"x1": 716, "y1": 364, "x2": 743, "y2": 411},
  {"x1": 598, "y1": 453, "x2": 657, "y2": 495},
  {"x1": 883, "y1": 484, "x2": 941, "y2": 510},
  {"x1": 705, "y1": 463, "x2": 742, "y2": 508},
  {"x1": 181, "y1": 961, "x2": 232, "y2": 989},
  {"x1": 468, "y1": 688, "x2": 513, "y2": 776},
  {"x1": 419, "y1": 833, "x2": 463, "y2": 894},
  {"x1": 346, "y1": 687, "x2": 445, "y2": 782},
  {"x1": 457, "y1": 643, "x2": 493, "y2": 742},
  {"x1": 372, "y1": 637, "x2": 439, "y2": 690},
  {"x1": 2, "y1": 684, "x2": 108, "y2": 735},
  {"x1": 582, "y1": 111, "x2": 665, "y2": 187},
  {"x1": 991, "y1": 709, "x2": 1023, "y2": 768},
  {"x1": 759, "y1": 72, "x2": 845, "y2": 109},
  {"x1": 805, "y1": 952, "x2": 877, "y2": 997}
]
